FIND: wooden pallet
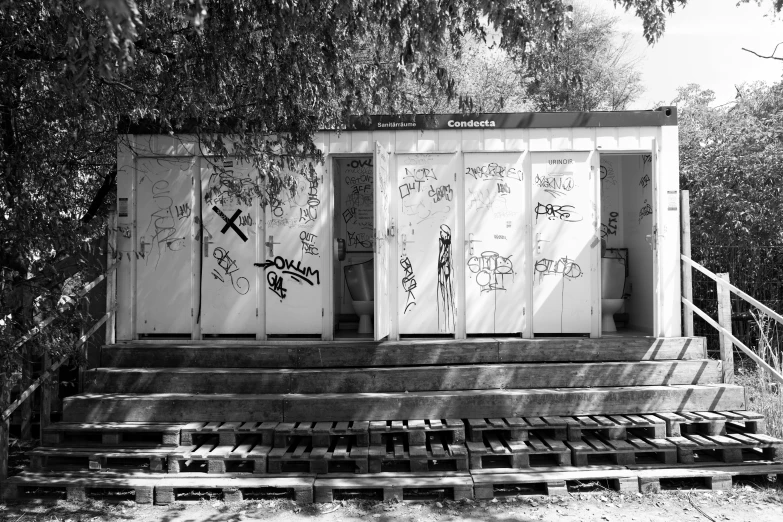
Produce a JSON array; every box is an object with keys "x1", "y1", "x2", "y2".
[
  {"x1": 180, "y1": 421, "x2": 278, "y2": 446},
  {"x1": 368, "y1": 432, "x2": 468, "y2": 473},
  {"x1": 722, "y1": 411, "x2": 767, "y2": 434},
  {"x1": 155, "y1": 474, "x2": 314, "y2": 504},
  {"x1": 28, "y1": 447, "x2": 169, "y2": 472},
  {"x1": 313, "y1": 472, "x2": 473, "y2": 502},
  {"x1": 655, "y1": 411, "x2": 765, "y2": 437},
  {"x1": 668, "y1": 433, "x2": 783, "y2": 464},
  {"x1": 567, "y1": 436, "x2": 677, "y2": 466},
  {"x1": 268, "y1": 436, "x2": 368, "y2": 474},
  {"x1": 464, "y1": 433, "x2": 571, "y2": 469},
  {"x1": 167, "y1": 437, "x2": 271, "y2": 474},
  {"x1": 369, "y1": 419, "x2": 465, "y2": 446},
  {"x1": 525, "y1": 433, "x2": 572, "y2": 467},
  {"x1": 466, "y1": 432, "x2": 528, "y2": 469},
  {"x1": 637, "y1": 463, "x2": 783, "y2": 493},
  {"x1": 274, "y1": 421, "x2": 370, "y2": 447},
  {"x1": 42, "y1": 422, "x2": 182, "y2": 447},
  {"x1": 2, "y1": 471, "x2": 162, "y2": 503},
  {"x1": 561, "y1": 414, "x2": 666, "y2": 441},
  {"x1": 471, "y1": 467, "x2": 639, "y2": 498},
  {"x1": 465, "y1": 417, "x2": 567, "y2": 442}
]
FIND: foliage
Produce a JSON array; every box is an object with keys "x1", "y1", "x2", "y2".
[
  {"x1": 390, "y1": 1, "x2": 647, "y2": 114},
  {"x1": 525, "y1": 1, "x2": 645, "y2": 111},
  {"x1": 0, "y1": 0, "x2": 691, "y2": 377},
  {"x1": 675, "y1": 82, "x2": 783, "y2": 248}
]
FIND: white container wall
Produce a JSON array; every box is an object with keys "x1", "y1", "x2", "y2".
[{"x1": 115, "y1": 108, "x2": 681, "y2": 340}]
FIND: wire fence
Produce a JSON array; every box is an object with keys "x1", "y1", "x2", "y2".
[{"x1": 691, "y1": 245, "x2": 783, "y2": 363}]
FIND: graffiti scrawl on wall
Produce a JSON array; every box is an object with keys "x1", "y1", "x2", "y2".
[
  {"x1": 467, "y1": 251, "x2": 514, "y2": 292},
  {"x1": 533, "y1": 202, "x2": 583, "y2": 223},
  {"x1": 400, "y1": 256, "x2": 417, "y2": 314},
  {"x1": 256, "y1": 256, "x2": 321, "y2": 300},
  {"x1": 212, "y1": 247, "x2": 250, "y2": 295},
  {"x1": 534, "y1": 256, "x2": 583, "y2": 281},
  {"x1": 145, "y1": 179, "x2": 186, "y2": 267},
  {"x1": 535, "y1": 173, "x2": 574, "y2": 199},
  {"x1": 437, "y1": 224, "x2": 455, "y2": 332},
  {"x1": 399, "y1": 166, "x2": 452, "y2": 224},
  {"x1": 339, "y1": 158, "x2": 374, "y2": 252},
  {"x1": 206, "y1": 160, "x2": 259, "y2": 207}
]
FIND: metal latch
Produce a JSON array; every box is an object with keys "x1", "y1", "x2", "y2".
[{"x1": 265, "y1": 235, "x2": 280, "y2": 257}]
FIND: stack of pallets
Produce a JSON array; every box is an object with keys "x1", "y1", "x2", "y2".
[{"x1": 5, "y1": 410, "x2": 783, "y2": 503}]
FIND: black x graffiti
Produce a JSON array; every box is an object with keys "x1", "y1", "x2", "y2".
[{"x1": 213, "y1": 206, "x2": 248, "y2": 242}]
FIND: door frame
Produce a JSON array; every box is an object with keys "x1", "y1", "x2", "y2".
[
  {"x1": 592, "y1": 147, "x2": 660, "y2": 338},
  {"x1": 324, "y1": 152, "x2": 377, "y2": 341}
]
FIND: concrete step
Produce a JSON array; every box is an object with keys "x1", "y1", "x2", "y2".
[
  {"x1": 62, "y1": 384, "x2": 745, "y2": 423},
  {"x1": 84, "y1": 360, "x2": 723, "y2": 394},
  {"x1": 101, "y1": 337, "x2": 706, "y2": 368}
]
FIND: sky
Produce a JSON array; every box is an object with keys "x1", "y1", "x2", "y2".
[{"x1": 598, "y1": 0, "x2": 783, "y2": 109}]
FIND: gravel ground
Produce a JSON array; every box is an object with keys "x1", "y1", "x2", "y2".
[{"x1": 1, "y1": 480, "x2": 782, "y2": 522}]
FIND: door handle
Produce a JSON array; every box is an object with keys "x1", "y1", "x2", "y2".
[
  {"x1": 265, "y1": 235, "x2": 280, "y2": 257},
  {"x1": 203, "y1": 237, "x2": 214, "y2": 258},
  {"x1": 535, "y1": 233, "x2": 543, "y2": 254},
  {"x1": 140, "y1": 238, "x2": 149, "y2": 257},
  {"x1": 646, "y1": 226, "x2": 657, "y2": 251},
  {"x1": 466, "y1": 233, "x2": 481, "y2": 256},
  {"x1": 401, "y1": 234, "x2": 415, "y2": 256}
]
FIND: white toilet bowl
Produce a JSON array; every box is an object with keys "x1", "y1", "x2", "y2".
[
  {"x1": 601, "y1": 298, "x2": 625, "y2": 332},
  {"x1": 353, "y1": 300, "x2": 374, "y2": 334},
  {"x1": 344, "y1": 260, "x2": 374, "y2": 335},
  {"x1": 601, "y1": 255, "x2": 627, "y2": 333}
]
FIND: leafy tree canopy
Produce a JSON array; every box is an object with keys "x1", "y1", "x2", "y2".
[
  {"x1": 384, "y1": 0, "x2": 646, "y2": 114},
  {"x1": 0, "y1": 0, "x2": 689, "y2": 364},
  {"x1": 676, "y1": 82, "x2": 783, "y2": 248}
]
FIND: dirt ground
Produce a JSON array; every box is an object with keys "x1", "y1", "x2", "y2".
[{"x1": 1, "y1": 481, "x2": 782, "y2": 522}]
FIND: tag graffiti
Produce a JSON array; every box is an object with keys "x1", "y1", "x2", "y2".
[
  {"x1": 256, "y1": 256, "x2": 321, "y2": 300},
  {"x1": 211, "y1": 247, "x2": 250, "y2": 295}
]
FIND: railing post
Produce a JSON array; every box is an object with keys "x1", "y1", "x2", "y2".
[
  {"x1": 681, "y1": 190, "x2": 694, "y2": 336},
  {"x1": 0, "y1": 372, "x2": 10, "y2": 486},
  {"x1": 106, "y1": 208, "x2": 118, "y2": 345},
  {"x1": 20, "y1": 278, "x2": 33, "y2": 442},
  {"x1": 717, "y1": 272, "x2": 735, "y2": 384},
  {"x1": 39, "y1": 353, "x2": 52, "y2": 440}
]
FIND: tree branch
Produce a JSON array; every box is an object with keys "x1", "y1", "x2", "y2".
[
  {"x1": 742, "y1": 42, "x2": 783, "y2": 61},
  {"x1": 100, "y1": 78, "x2": 143, "y2": 94}
]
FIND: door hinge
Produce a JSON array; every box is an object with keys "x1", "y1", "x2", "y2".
[
  {"x1": 322, "y1": 308, "x2": 324, "y2": 317},
  {"x1": 523, "y1": 307, "x2": 525, "y2": 316},
  {"x1": 591, "y1": 306, "x2": 593, "y2": 315},
  {"x1": 256, "y1": 308, "x2": 258, "y2": 317},
  {"x1": 191, "y1": 308, "x2": 193, "y2": 317},
  {"x1": 454, "y1": 172, "x2": 457, "y2": 181},
  {"x1": 192, "y1": 176, "x2": 194, "y2": 186}
]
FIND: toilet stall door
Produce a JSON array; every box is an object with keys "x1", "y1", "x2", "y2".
[
  {"x1": 262, "y1": 164, "x2": 326, "y2": 335},
  {"x1": 374, "y1": 142, "x2": 392, "y2": 340},
  {"x1": 464, "y1": 152, "x2": 527, "y2": 334},
  {"x1": 531, "y1": 152, "x2": 597, "y2": 334},
  {"x1": 135, "y1": 157, "x2": 195, "y2": 335},
  {"x1": 396, "y1": 152, "x2": 458, "y2": 335},
  {"x1": 200, "y1": 159, "x2": 259, "y2": 335}
]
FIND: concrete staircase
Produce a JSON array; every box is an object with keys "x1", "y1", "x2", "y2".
[{"x1": 5, "y1": 336, "x2": 782, "y2": 504}]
